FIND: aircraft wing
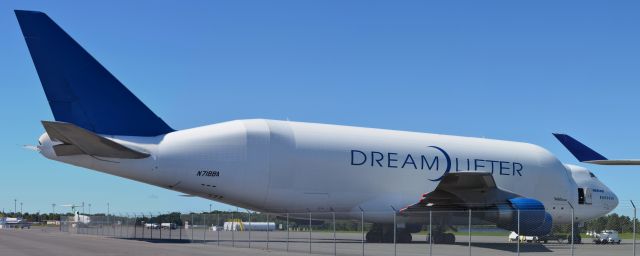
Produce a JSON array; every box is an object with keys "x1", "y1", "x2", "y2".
[
  {"x1": 553, "y1": 133, "x2": 640, "y2": 165},
  {"x1": 401, "y1": 172, "x2": 520, "y2": 212},
  {"x1": 42, "y1": 121, "x2": 150, "y2": 159},
  {"x1": 400, "y1": 172, "x2": 552, "y2": 236}
]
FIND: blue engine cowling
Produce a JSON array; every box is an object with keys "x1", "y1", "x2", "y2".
[
  {"x1": 490, "y1": 197, "x2": 553, "y2": 236},
  {"x1": 527, "y1": 212, "x2": 553, "y2": 236}
]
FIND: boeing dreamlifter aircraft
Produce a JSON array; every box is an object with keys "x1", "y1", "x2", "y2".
[{"x1": 16, "y1": 10, "x2": 618, "y2": 243}]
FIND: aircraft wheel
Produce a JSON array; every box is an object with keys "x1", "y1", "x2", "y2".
[
  {"x1": 446, "y1": 233, "x2": 456, "y2": 244},
  {"x1": 381, "y1": 230, "x2": 395, "y2": 243},
  {"x1": 366, "y1": 229, "x2": 383, "y2": 243},
  {"x1": 398, "y1": 230, "x2": 412, "y2": 243},
  {"x1": 430, "y1": 232, "x2": 455, "y2": 244}
]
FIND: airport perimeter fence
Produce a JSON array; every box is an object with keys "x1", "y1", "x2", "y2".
[{"x1": 59, "y1": 202, "x2": 639, "y2": 256}]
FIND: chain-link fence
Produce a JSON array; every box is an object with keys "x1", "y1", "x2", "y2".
[{"x1": 58, "y1": 203, "x2": 639, "y2": 256}]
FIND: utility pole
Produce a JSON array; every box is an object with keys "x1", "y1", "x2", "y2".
[
  {"x1": 107, "y1": 203, "x2": 110, "y2": 216},
  {"x1": 209, "y1": 204, "x2": 212, "y2": 213},
  {"x1": 20, "y1": 202, "x2": 23, "y2": 214},
  {"x1": 14, "y1": 199, "x2": 17, "y2": 215},
  {"x1": 52, "y1": 203, "x2": 56, "y2": 214}
]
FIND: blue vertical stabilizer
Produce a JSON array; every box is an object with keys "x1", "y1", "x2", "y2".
[
  {"x1": 552, "y1": 133, "x2": 607, "y2": 162},
  {"x1": 15, "y1": 10, "x2": 174, "y2": 136}
]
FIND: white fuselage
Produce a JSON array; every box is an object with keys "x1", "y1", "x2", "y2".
[{"x1": 38, "y1": 119, "x2": 618, "y2": 224}]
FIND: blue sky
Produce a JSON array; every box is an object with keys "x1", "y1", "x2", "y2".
[{"x1": 1, "y1": 1, "x2": 639, "y2": 214}]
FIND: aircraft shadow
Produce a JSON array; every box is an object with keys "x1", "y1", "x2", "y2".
[
  {"x1": 117, "y1": 237, "x2": 555, "y2": 252},
  {"x1": 119, "y1": 238, "x2": 192, "y2": 244},
  {"x1": 457, "y1": 242, "x2": 553, "y2": 252}
]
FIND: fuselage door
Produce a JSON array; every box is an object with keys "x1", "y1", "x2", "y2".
[
  {"x1": 584, "y1": 188, "x2": 593, "y2": 205},
  {"x1": 578, "y1": 188, "x2": 592, "y2": 205},
  {"x1": 578, "y1": 188, "x2": 585, "y2": 204}
]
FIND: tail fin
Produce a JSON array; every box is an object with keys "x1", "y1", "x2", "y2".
[
  {"x1": 553, "y1": 133, "x2": 640, "y2": 165},
  {"x1": 15, "y1": 10, "x2": 173, "y2": 136},
  {"x1": 552, "y1": 133, "x2": 607, "y2": 162}
]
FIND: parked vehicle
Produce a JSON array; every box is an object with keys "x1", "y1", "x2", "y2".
[
  {"x1": 593, "y1": 230, "x2": 621, "y2": 244},
  {"x1": 144, "y1": 223, "x2": 160, "y2": 229}
]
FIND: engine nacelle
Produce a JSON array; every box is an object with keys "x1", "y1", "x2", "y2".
[{"x1": 485, "y1": 197, "x2": 552, "y2": 236}]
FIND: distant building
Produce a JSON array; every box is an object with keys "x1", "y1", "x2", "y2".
[
  {"x1": 223, "y1": 221, "x2": 275, "y2": 231},
  {"x1": 45, "y1": 220, "x2": 60, "y2": 226}
]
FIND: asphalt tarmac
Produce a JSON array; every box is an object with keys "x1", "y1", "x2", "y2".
[{"x1": 0, "y1": 227, "x2": 635, "y2": 256}]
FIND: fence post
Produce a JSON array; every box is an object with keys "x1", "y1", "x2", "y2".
[
  {"x1": 393, "y1": 209, "x2": 397, "y2": 256},
  {"x1": 158, "y1": 212, "x2": 162, "y2": 240},
  {"x1": 113, "y1": 213, "x2": 116, "y2": 237},
  {"x1": 231, "y1": 211, "x2": 235, "y2": 247},
  {"x1": 128, "y1": 213, "x2": 131, "y2": 238},
  {"x1": 150, "y1": 213, "x2": 154, "y2": 240},
  {"x1": 179, "y1": 214, "x2": 182, "y2": 240},
  {"x1": 247, "y1": 210, "x2": 252, "y2": 248},
  {"x1": 568, "y1": 202, "x2": 574, "y2": 256},
  {"x1": 134, "y1": 213, "x2": 138, "y2": 239},
  {"x1": 517, "y1": 209, "x2": 520, "y2": 256},
  {"x1": 217, "y1": 213, "x2": 220, "y2": 247},
  {"x1": 309, "y1": 211, "x2": 312, "y2": 254},
  {"x1": 632, "y1": 200, "x2": 637, "y2": 256},
  {"x1": 360, "y1": 208, "x2": 365, "y2": 256},
  {"x1": 429, "y1": 210, "x2": 432, "y2": 256},
  {"x1": 167, "y1": 212, "x2": 171, "y2": 240},
  {"x1": 203, "y1": 213, "x2": 207, "y2": 243},
  {"x1": 267, "y1": 213, "x2": 270, "y2": 250},
  {"x1": 468, "y1": 208, "x2": 472, "y2": 256},
  {"x1": 333, "y1": 211, "x2": 336, "y2": 256},
  {"x1": 126, "y1": 213, "x2": 129, "y2": 238},
  {"x1": 286, "y1": 212, "x2": 290, "y2": 252},
  {"x1": 142, "y1": 213, "x2": 146, "y2": 239},
  {"x1": 191, "y1": 213, "x2": 194, "y2": 244},
  {"x1": 116, "y1": 213, "x2": 120, "y2": 238}
]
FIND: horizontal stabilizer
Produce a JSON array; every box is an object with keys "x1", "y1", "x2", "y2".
[
  {"x1": 42, "y1": 121, "x2": 150, "y2": 159},
  {"x1": 553, "y1": 133, "x2": 640, "y2": 165},
  {"x1": 582, "y1": 160, "x2": 640, "y2": 165}
]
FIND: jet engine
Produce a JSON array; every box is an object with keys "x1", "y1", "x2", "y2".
[{"x1": 484, "y1": 197, "x2": 552, "y2": 236}]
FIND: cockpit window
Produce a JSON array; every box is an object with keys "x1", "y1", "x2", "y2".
[{"x1": 589, "y1": 172, "x2": 597, "y2": 178}]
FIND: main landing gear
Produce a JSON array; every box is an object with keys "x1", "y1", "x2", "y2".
[
  {"x1": 365, "y1": 224, "x2": 456, "y2": 244},
  {"x1": 566, "y1": 223, "x2": 582, "y2": 244},
  {"x1": 427, "y1": 231, "x2": 456, "y2": 244},
  {"x1": 365, "y1": 224, "x2": 413, "y2": 243}
]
